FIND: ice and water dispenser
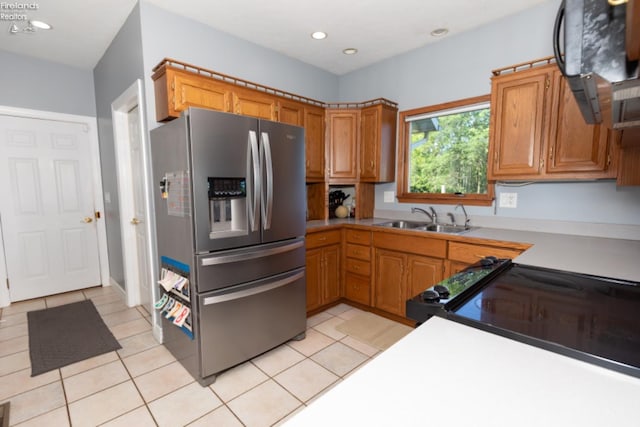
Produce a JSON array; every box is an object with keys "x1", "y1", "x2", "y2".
[{"x1": 207, "y1": 177, "x2": 248, "y2": 238}]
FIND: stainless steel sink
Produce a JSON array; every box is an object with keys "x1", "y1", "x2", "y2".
[
  {"x1": 418, "y1": 224, "x2": 472, "y2": 234},
  {"x1": 375, "y1": 220, "x2": 473, "y2": 234},
  {"x1": 374, "y1": 220, "x2": 430, "y2": 229}
]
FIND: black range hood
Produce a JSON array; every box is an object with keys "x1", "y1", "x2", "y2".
[{"x1": 554, "y1": 0, "x2": 640, "y2": 129}]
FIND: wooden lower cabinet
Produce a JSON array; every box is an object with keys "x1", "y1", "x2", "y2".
[
  {"x1": 374, "y1": 249, "x2": 405, "y2": 316},
  {"x1": 448, "y1": 241, "x2": 526, "y2": 264},
  {"x1": 343, "y1": 229, "x2": 372, "y2": 306},
  {"x1": 306, "y1": 230, "x2": 341, "y2": 311},
  {"x1": 307, "y1": 227, "x2": 531, "y2": 320},
  {"x1": 373, "y1": 249, "x2": 444, "y2": 317},
  {"x1": 446, "y1": 240, "x2": 529, "y2": 276}
]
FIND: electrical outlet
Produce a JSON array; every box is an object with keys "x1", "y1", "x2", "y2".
[
  {"x1": 383, "y1": 191, "x2": 395, "y2": 203},
  {"x1": 499, "y1": 192, "x2": 518, "y2": 208}
]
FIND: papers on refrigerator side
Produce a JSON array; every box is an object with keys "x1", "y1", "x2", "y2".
[{"x1": 158, "y1": 268, "x2": 189, "y2": 292}]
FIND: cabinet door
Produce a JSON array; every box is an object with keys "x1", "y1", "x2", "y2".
[
  {"x1": 360, "y1": 105, "x2": 397, "y2": 183},
  {"x1": 278, "y1": 99, "x2": 304, "y2": 126},
  {"x1": 305, "y1": 248, "x2": 323, "y2": 311},
  {"x1": 232, "y1": 89, "x2": 277, "y2": 120},
  {"x1": 173, "y1": 71, "x2": 231, "y2": 114},
  {"x1": 373, "y1": 249, "x2": 406, "y2": 316},
  {"x1": 406, "y1": 255, "x2": 443, "y2": 307},
  {"x1": 546, "y1": 70, "x2": 613, "y2": 177},
  {"x1": 323, "y1": 244, "x2": 341, "y2": 303},
  {"x1": 360, "y1": 106, "x2": 380, "y2": 181},
  {"x1": 304, "y1": 106, "x2": 326, "y2": 182},
  {"x1": 327, "y1": 109, "x2": 359, "y2": 181},
  {"x1": 447, "y1": 260, "x2": 471, "y2": 277},
  {"x1": 488, "y1": 68, "x2": 551, "y2": 178},
  {"x1": 345, "y1": 273, "x2": 371, "y2": 305}
]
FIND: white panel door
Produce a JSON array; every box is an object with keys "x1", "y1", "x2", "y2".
[
  {"x1": 128, "y1": 106, "x2": 151, "y2": 312},
  {"x1": 0, "y1": 115, "x2": 101, "y2": 301}
]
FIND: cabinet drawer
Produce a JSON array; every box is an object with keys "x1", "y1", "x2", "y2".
[
  {"x1": 345, "y1": 258, "x2": 371, "y2": 276},
  {"x1": 345, "y1": 229, "x2": 371, "y2": 245},
  {"x1": 372, "y1": 232, "x2": 447, "y2": 258},
  {"x1": 345, "y1": 243, "x2": 371, "y2": 261},
  {"x1": 448, "y1": 241, "x2": 523, "y2": 264},
  {"x1": 345, "y1": 273, "x2": 371, "y2": 305},
  {"x1": 306, "y1": 230, "x2": 341, "y2": 249}
]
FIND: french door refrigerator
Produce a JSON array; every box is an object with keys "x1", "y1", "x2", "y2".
[{"x1": 151, "y1": 107, "x2": 306, "y2": 385}]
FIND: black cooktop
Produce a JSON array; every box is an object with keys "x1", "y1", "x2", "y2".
[{"x1": 406, "y1": 258, "x2": 640, "y2": 379}]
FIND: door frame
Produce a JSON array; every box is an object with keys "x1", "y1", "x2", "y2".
[
  {"x1": 111, "y1": 80, "x2": 158, "y2": 321},
  {"x1": 0, "y1": 106, "x2": 110, "y2": 308}
]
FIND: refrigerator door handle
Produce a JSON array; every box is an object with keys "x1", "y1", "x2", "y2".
[
  {"x1": 248, "y1": 131, "x2": 260, "y2": 232},
  {"x1": 200, "y1": 239, "x2": 304, "y2": 266},
  {"x1": 260, "y1": 132, "x2": 274, "y2": 230},
  {"x1": 203, "y1": 271, "x2": 304, "y2": 305}
]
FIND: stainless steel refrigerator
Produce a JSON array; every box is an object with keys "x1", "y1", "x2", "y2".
[{"x1": 150, "y1": 107, "x2": 306, "y2": 385}]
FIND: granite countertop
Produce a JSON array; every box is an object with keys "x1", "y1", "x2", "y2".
[{"x1": 306, "y1": 218, "x2": 640, "y2": 282}]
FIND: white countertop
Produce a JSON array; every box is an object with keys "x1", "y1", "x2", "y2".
[
  {"x1": 464, "y1": 227, "x2": 640, "y2": 282},
  {"x1": 284, "y1": 316, "x2": 640, "y2": 427},
  {"x1": 307, "y1": 218, "x2": 640, "y2": 282}
]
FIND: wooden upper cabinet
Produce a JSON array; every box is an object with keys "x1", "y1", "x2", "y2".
[
  {"x1": 488, "y1": 62, "x2": 618, "y2": 181},
  {"x1": 546, "y1": 69, "x2": 615, "y2": 178},
  {"x1": 304, "y1": 105, "x2": 326, "y2": 182},
  {"x1": 360, "y1": 104, "x2": 397, "y2": 182},
  {"x1": 278, "y1": 99, "x2": 305, "y2": 126},
  {"x1": 152, "y1": 65, "x2": 232, "y2": 121},
  {"x1": 488, "y1": 66, "x2": 550, "y2": 178},
  {"x1": 232, "y1": 88, "x2": 277, "y2": 120},
  {"x1": 326, "y1": 109, "x2": 360, "y2": 182}
]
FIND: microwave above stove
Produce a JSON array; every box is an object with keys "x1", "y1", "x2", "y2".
[{"x1": 407, "y1": 258, "x2": 640, "y2": 379}]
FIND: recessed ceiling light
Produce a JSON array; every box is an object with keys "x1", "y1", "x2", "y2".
[
  {"x1": 342, "y1": 48, "x2": 358, "y2": 55},
  {"x1": 311, "y1": 31, "x2": 327, "y2": 40},
  {"x1": 30, "y1": 20, "x2": 52, "y2": 30},
  {"x1": 430, "y1": 28, "x2": 449, "y2": 37}
]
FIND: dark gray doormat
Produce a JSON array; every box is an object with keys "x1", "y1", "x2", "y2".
[
  {"x1": 0, "y1": 401, "x2": 9, "y2": 427},
  {"x1": 27, "y1": 300, "x2": 122, "y2": 376}
]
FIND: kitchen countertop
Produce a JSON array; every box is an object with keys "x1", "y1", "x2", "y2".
[
  {"x1": 284, "y1": 316, "x2": 640, "y2": 427},
  {"x1": 292, "y1": 219, "x2": 640, "y2": 425},
  {"x1": 306, "y1": 218, "x2": 640, "y2": 282}
]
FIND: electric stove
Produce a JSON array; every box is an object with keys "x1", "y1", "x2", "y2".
[{"x1": 406, "y1": 258, "x2": 640, "y2": 379}]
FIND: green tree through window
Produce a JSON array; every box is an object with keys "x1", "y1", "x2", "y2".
[{"x1": 409, "y1": 108, "x2": 490, "y2": 194}]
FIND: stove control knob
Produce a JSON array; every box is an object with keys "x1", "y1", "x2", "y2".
[
  {"x1": 433, "y1": 284, "x2": 450, "y2": 298},
  {"x1": 422, "y1": 289, "x2": 441, "y2": 303},
  {"x1": 480, "y1": 257, "x2": 495, "y2": 267}
]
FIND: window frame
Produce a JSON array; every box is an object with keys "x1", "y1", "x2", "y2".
[{"x1": 396, "y1": 94, "x2": 494, "y2": 206}]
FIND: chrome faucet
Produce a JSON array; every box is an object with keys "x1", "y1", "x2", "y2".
[
  {"x1": 447, "y1": 212, "x2": 456, "y2": 226},
  {"x1": 456, "y1": 203, "x2": 470, "y2": 228},
  {"x1": 411, "y1": 207, "x2": 437, "y2": 224}
]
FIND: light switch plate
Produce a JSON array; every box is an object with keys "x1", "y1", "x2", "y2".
[
  {"x1": 499, "y1": 192, "x2": 517, "y2": 208},
  {"x1": 383, "y1": 191, "x2": 395, "y2": 203}
]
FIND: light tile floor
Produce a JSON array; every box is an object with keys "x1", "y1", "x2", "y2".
[{"x1": 0, "y1": 286, "x2": 403, "y2": 426}]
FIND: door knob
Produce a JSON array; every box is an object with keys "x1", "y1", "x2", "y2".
[
  {"x1": 131, "y1": 218, "x2": 141, "y2": 225},
  {"x1": 83, "y1": 217, "x2": 93, "y2": 223}
]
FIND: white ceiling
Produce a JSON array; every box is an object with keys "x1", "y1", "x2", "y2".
[{"x1": 0, "y1": 0, "x2": 551, "y2": 75}]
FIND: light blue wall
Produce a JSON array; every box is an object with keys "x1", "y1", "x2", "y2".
[
  {"x1": 139, "y1": 2, "x2": 339, "y2": 130},
  {"x1": 93, "y1": 3, "x2": 146, "y2": 289},
  {"x1": 0, "y1": 50, "x2": 96, "y2": 116},
  {"x1": 340, "y1": 0, "x2": 640, "y2": 226}
]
